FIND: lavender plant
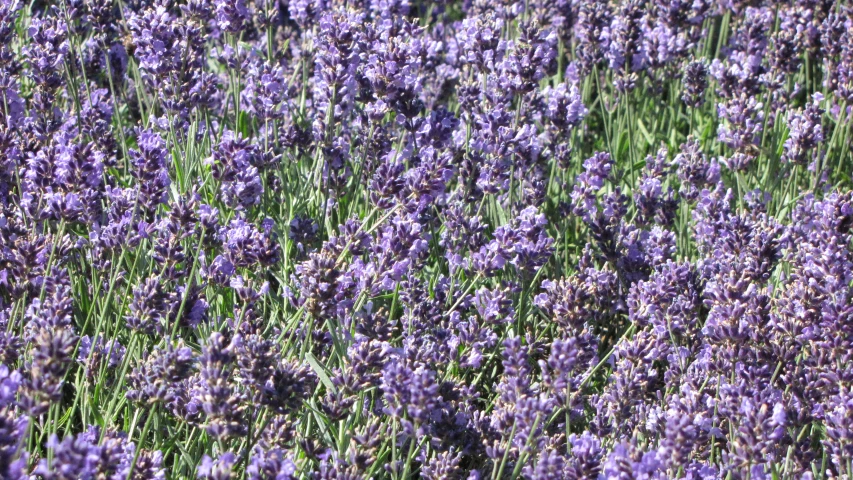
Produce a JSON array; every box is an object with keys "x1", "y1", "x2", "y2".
[{"x1": 0, "y1": 0, "x2": 851, "y2": 478}]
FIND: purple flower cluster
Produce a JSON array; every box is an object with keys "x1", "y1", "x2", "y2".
[{"x1": 0, "y1": 0, "x2": 850, "y2": 478}]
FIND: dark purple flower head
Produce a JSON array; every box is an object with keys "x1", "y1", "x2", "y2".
[
  {"x1": 289, "y1": 0, "x2": 326, "y2": 29},
  {"x1": 602, "y1": 0, "x2": 646, "y2": 76},
  {"x1": 731, "y1": 7, "x2": 774, "y2": 58},
  {"x1": 441, "y1": 201, "x2": 488, "y2": 271},
  {"x1": 682, "y1": 60, "x2": 708, "y2": 108},
  {"x1": 539, "y1": 336, "x2": 581, "y2": 404},
  {"x1": 20, "y1": 323, "x2": 77, "y2": 416},
  {"x1": 0, "y1": 0, "x2": 22, "y2": 48},
  {"x1": 126, "y1": 277, "x2": 167, "y2": 335},
  {"x1": 575, "y1": 0, "x2": 611, "y2": 74},
  {"x1": 261, "y1": 360, "x2": 316, "y2": 416},
  {"x1": 197, "y1": 332, "x2": 246, "y2": 440},
  {"x1": 824, "y1": 385, "x2": 853, "y2": 473},
  {"x1": 497, "y1": 25, "x2": 558, "y2": 94},
  {"x1": 207, "y1": 254, "x2": 236, "y2": 285},
  {"x1": 767, "y1": 10, "x2": 804, "y2": 78},
  {"x1": 717, "y1": 93, "x2": 764, "y2": 154},
  {"x1": 743, "y1": 189, "x2": 771, "y2": 213},
  {"x1": 417, "y1": 107, "x2": 459, "y2": 150},
  {"x1": 242, "y1": 60, "x2": 287, "y2": 124},
  {"x1": 709, "y1": 51, "x2": 763, "y2": 99},
  {"x1": 628, "y1": 260, "x2": 701, "y2": 342},
  {"x1": 0, "y1": 405, "x2": 27, "y2": 480},
  {"x1": 288, "y1": 215, "x2": 320, "y2": 251},
  {"x1": 0, "y1": 365, "x2": 30, "y2": 480},
  {"x1": 327, "y1": 218, "x2": 371, "y2": 258},
  {"x1": 290, "y1": 249, "x2": 342, "y2": 318},
  {"x1": 522, "y1": 449, "x2": 565, "y2": 480},
  {"x1": 633, "y1": 147, "x2": 677, "y2": 227},
  {"x1": 0, "y1": 364, "x2": 20, "y2": 408},
  {"x1": 534, "y1": 276, "x2": 593, "y2": 332},
  {"x1": 127, "y1": 341, "x2": 196, "y2": 405},
  {"x1": 368, "y1": 213, "x2": 430, "y2": 290},
  {"x1": 312, "y1": 9, "x2": 362, "y2": 137},
  {"x1": 641, "y1": 20, "x2": 689, "y2": 70}
]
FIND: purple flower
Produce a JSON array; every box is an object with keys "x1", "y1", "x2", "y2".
[
  {"x1": 682, "y1": 60, "x2": 708, "y2": 108},
  {"x1": 544, "y1": 83, "x2": 588, "y2": 130},
  {"x1": 220, "y1": 217, "x2": 280, "y2": 267},
  {"x1": 641, "y1": 22, "x2": 689, "y2": 70},
  {"x1": 824, "y1": 386, "x2": 853, "y2": 473},
  {"x1": 214, "y1": 0, "x2": 250, "y2": 33},
  {"x1": 575, "y1": 0, "x2": 611, "y2": 74},
  {"x1": 381, "y1": 357, "x2": 439, "y2": 425},
  {"x1": 455, "y1": 14, "x2": 505, "y2": 71},
  {"x1": 571, "y1": 152, "x2": 614, "y2": 222},
  {"x1": 477, "y1": 206, "x2": 554, "y2": 275},
  {"x1": 600, "y1": 442, "x2": 664, "y2": 480},
  {"x1": 197, "y1": 333, "x2": 246, "y2": 440},
  {"x1": 716, "y1": 94, "x2": 765, "y2": 172},
  {"x1": 24, "y1": 15, "x2": 69, "y2": 91},
  {"x1": 782, "y1": 93, "x2": 825, "y2": 166},
  {"x1": 566, "y1": 432, "x2": 604, "y2": 478},
  {"x1": 128, "y1": 130, "x2": 171, "y2": 218},
  {"x1": 522, "y1": 449, "x2": 565, "y2": 480},
  {"x1": 207, "y1": 254, "x2": 236, "y2": 285},
  {"x1": 19, "y1": 320, "x2": 77, "y2": 415},
  {"x1": 421, "y1": 449, "x2": 463, "y2": 480},
  {"x1": 197, "y1": 452, "x2": 238, "y2": 480},
  {"x1": 77, "y1": 335, "x2": 126, "y2": 379},
  {"x1": 247, "y1": 447, "x2": 297, "y2": 480},
  {"x1": 312, "y1": 10, "x2": 362, "y2": 138},
  {"x1": 539, "y1": 337, "x2": 581, "y2": 405},
  {"x1": 126, "y1": 277, "x2": 167, "y2": 335},
  {"x1": 497, "y1": 25, "x2": 557, "y2": 94},
  {"x1": 602, "y1": 0, "x2": 646, "y2": 87},
  {"x1": 674, "y1": 138, "x2": 719, "y2": 201},
  {"x1": 115, "y1": 444, "x2": 165, "y2": 480},
  {"x1": 260, "y1": 360, "x2": 316, "y2": 415},
  {"x1": 127, "y1": 341, "x2": 195, "y2": 405},
  {"x1": 472, "y1": 286, "x2": 514, "y2": 325},
  {"x1": 34, "y1": 433, "x2": 101, "y2": 480},
  {"x1": 208, "y1": 131, "x2": 266, "y2": 210},
  {"x1": 0, "y1": 364, "x2": 26, "y2": 479}
]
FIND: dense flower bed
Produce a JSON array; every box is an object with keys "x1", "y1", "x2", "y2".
[{"x1": 0, "y1": 0, "x2": 851, "y2": 477}]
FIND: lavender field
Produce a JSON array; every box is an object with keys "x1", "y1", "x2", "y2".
[{"x1": 0, "y1": 0, "x2": 852, "y2": 477}]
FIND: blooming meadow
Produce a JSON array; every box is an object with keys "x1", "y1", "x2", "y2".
[{"x1": 1, "y1": 0, "x2": 853, "y2": 477}]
